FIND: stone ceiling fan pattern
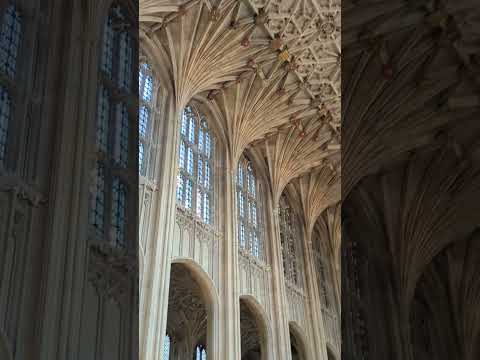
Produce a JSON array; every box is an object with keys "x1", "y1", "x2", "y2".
[
  {"x1": 342, "y1": 0, "x2": 480, "y2": 198},
  {"x1": 140, "y1": 0, "x2": 341, "y2": 194}
]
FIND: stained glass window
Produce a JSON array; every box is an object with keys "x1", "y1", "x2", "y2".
[
  {"x1": 139, "y1": 61, "x2": 156, "y2": 178},
  {"x1": 90, "y1": 3, "x2": 135, "y2": 247},
  {"x1": 90, "y1": 162, "x2": 105, "y2": 238},
  {"x1": 139, "y1": 106, "x2": 149, "y2": 138},
  {"x1": 112, "y1": 178, "x2": 127, "y2": 246},
  {"x1": 176, "y1": 105, "x2": 214, "y2": 224},
  {"x1": 118, "y1": 31, "x2": 133, "y2": 91},
  {"x1": 0, "y1": 3, "x2": 21, "y2": 166},
  {"x1": 0, "y1": 86, "x2": 10, "y2": 163},
  {"x1": 237, "y1": 156, "x2": 263, "y2": 260},
  {"x1": 101, "y1": 15, "x2": 114, "y2": 77},
  {"x1": 96, "y1": 86, "x2": 110, "y2": 153},
  {"x1": 114, "y1": 102, "x2": 129, "y2": 168},
  {"x1": 0, "y1": 4, "x2": 21, "y2": 79}
]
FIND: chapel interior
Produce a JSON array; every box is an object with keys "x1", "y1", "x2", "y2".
[{"x1": 0, "y1": 0, "x2": 479, "y2": 360}]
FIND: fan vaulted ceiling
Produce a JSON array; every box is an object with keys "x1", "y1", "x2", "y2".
[{"x1": 139, "y1": 0, "x2": 341, "y2": 228}]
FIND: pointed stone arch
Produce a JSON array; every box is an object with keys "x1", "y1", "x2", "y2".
[
  {"x1": 239, "y1": 295, "x2": 272, "y2": 360},
  {"x1": 170, "y1": 258, "x2": 220, "y2": 360},
  {"x1": 289, "y1": 321, "x2": 310, "y2": 360}
]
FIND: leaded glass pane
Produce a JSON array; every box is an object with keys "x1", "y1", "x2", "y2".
[
  {"x1": 199, "y1": 128, "x2": 205, "y2": 152},
  {"x1": 179, "y1": 141, "x2": 186, "y2": 169},
  {"x1": 112, "y1": 177, "x2": 127, "y2": 246},
  {"x1": 185, "y1": 178, "x2": 193, "y2": 209},
  {"x1": 96, "y1": 86, "x2": 110, "y2": 153},
  {"x1": 177, "y1": 105, "x2": 213, "y2": 224},
  {"x1": 142, "y1": 69, "x2": 153, "y2": 102},
  {"x1": 139, "y1": 142, "x2": 144, "y2": 174},
  {"x1": 238, "y1": 165, "x2": 243, "y2": 186},
  {"x1": 188, "y1": 116, "x2": 195, "y2": 143},
  {"x1": 238, "y1": 191, "x2": 244, "y2": 217},
  {"x1": 163, "y1": 335, "x2": 170, "y2": 360},
  {"x1": 143, "y1": 75, "x2": 153, "y2": 101},
  {"x1": 139, "y1": 105, "x2": 149, "y2": 138},
  {"x1": 239, "y1": 222, "x2": 246, "y2": 249},
  {"x1": 0, "y1": 4, "x2": 21, "y2": 78},
  {"x1": 101, "y1": 15, "x2": 114, "y2": 77},
  {"x1": 204, "y1": 161, "x2": 210, "y2": 188},
  {"x1": 181, "y1": 113, "x2": 188, "y2": 136},
  {"x1": 114, "y1": 102, "x2": 129, "y2": 168},
  {"x1": 176, "y1": 173, "x2": 184, "y2": 203},
  {"x1": 0, "y1": 86, "x2": 10, "y2": 162},
  {"x1": 90, "y1": 162, "x2": 105, "y2": 237},
  {"x1": 252, "y1": 203, "x2": 257, "y2": 227},
  {"x1": 237, "y1": 157, "x2": 263, "y2": 259},
  {"x1": 197, "y1": 157, "x2": 203, "y2": 184},
  {"x1": 186, "y1": 147, "x2": 194, "y2": 175},
  {"x1": 205, "y1": 132, "x2": 211, "y2": 157},
  {"x1": 118, "y1": 31, "x2": 133, "y2": 91}
]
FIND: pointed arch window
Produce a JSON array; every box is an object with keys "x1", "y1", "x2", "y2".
[
  {"x1": 90, "y1": 2, "x2": 136, "y2": 247},
  {"x1": 237, "y1": 156, "x2": 263, "y2": 260},
  {"x1": 279, "y1": 195, "x2": 301, "y2": 287},
  {"x1": 138, "y1": 61, "x2": 156, "y2": 177},
  {"x1": 194, "y1": 345, "x2": 207, "y2": 360},
  {"x1": 0, "y1": 2, "x2": 21, "y2": 166},
  {"x1": 176, "y1": 105, "x2": 214, "y2": 225}
]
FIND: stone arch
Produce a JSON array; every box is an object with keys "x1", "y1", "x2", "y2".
[
  {"x1": 0, "y1": 329, "x2": 12, "y2": 360},
  {"x1": 170, "y1": 258, "x2": 220, "y2": 360},
  {"x1": 239, "y1": 295, "x2": 273, "y2": 360},
  {"x1": 289, "y1": 321, "x2": 310, "y2": 360}
]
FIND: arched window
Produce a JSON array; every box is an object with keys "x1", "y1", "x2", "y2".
[
  {"x1": 0, "y1": 2, "x2": 21, "y2": 166},
  {"x1": 194, "y1": 345, "x2": 207, "y2": 360},
  {"x1": 163, "y1": 334, "x2": 171, "y2": 360},
  {"x1": 176, "y1": 105, "x2": 214, "y2": 224},
  {"x1": 138, "y1": 62, "x2": 155, "y2": 177},
  {"x1": 279, "y1": 195, "x2": 301, "y2": 286},
  {"x1": 90, "y1": 2, "x2": 135, "y2": 246},
  {"x1": 237, "y1": 156, "x2": 263, "y2": 260}
]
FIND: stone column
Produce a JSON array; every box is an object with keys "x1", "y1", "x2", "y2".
[
  {"x1": 140, "y1": 96, "x2": 179, "y2": 360},
  {"x1": 221, "y1": 161, "x2": 242, "y2": 359},
  {"x1": 302, "y1": 229, "x2": 329, "y2": 360},
  {"x1": 268, "y1": 205, "x2": 293, "y2": 360}
]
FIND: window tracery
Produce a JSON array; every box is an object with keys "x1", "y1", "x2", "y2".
[
  {"x1": 138, "y1": 62, "x2": 156, "y2": 177},
  {"x1": 90, "y1": 2, "x2": 135, "y2": 247},
  {"x1": 237, "y1": 156, "x2": 263, "y2": 260},
  {"x1": 279, "y1": 195, "x2": 302, "y2": 287},
  {"x1": 0, "y1": 2, "x2": 21, "y2": 166},
  {"x1": 176, "y1": 105, "x2": 214, "y2": 225}
]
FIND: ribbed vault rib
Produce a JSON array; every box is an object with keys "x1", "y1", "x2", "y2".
[
  {"x1": 265, "y1": 115, "x2": 337, "y2": 204},
  {"x1": 315, "y1": 204, "x2": 341, "y2": 296},
  {"x1": 214, "y1": 69, "x2": 309, "y2": 163},
  {"x1": 296, "y1": 167, "x2": 340, "y2": 239}
]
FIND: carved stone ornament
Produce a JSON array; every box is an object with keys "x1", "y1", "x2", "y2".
[{"x1": 88, "y1": 241, "x2": 138, "y2": 303}]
